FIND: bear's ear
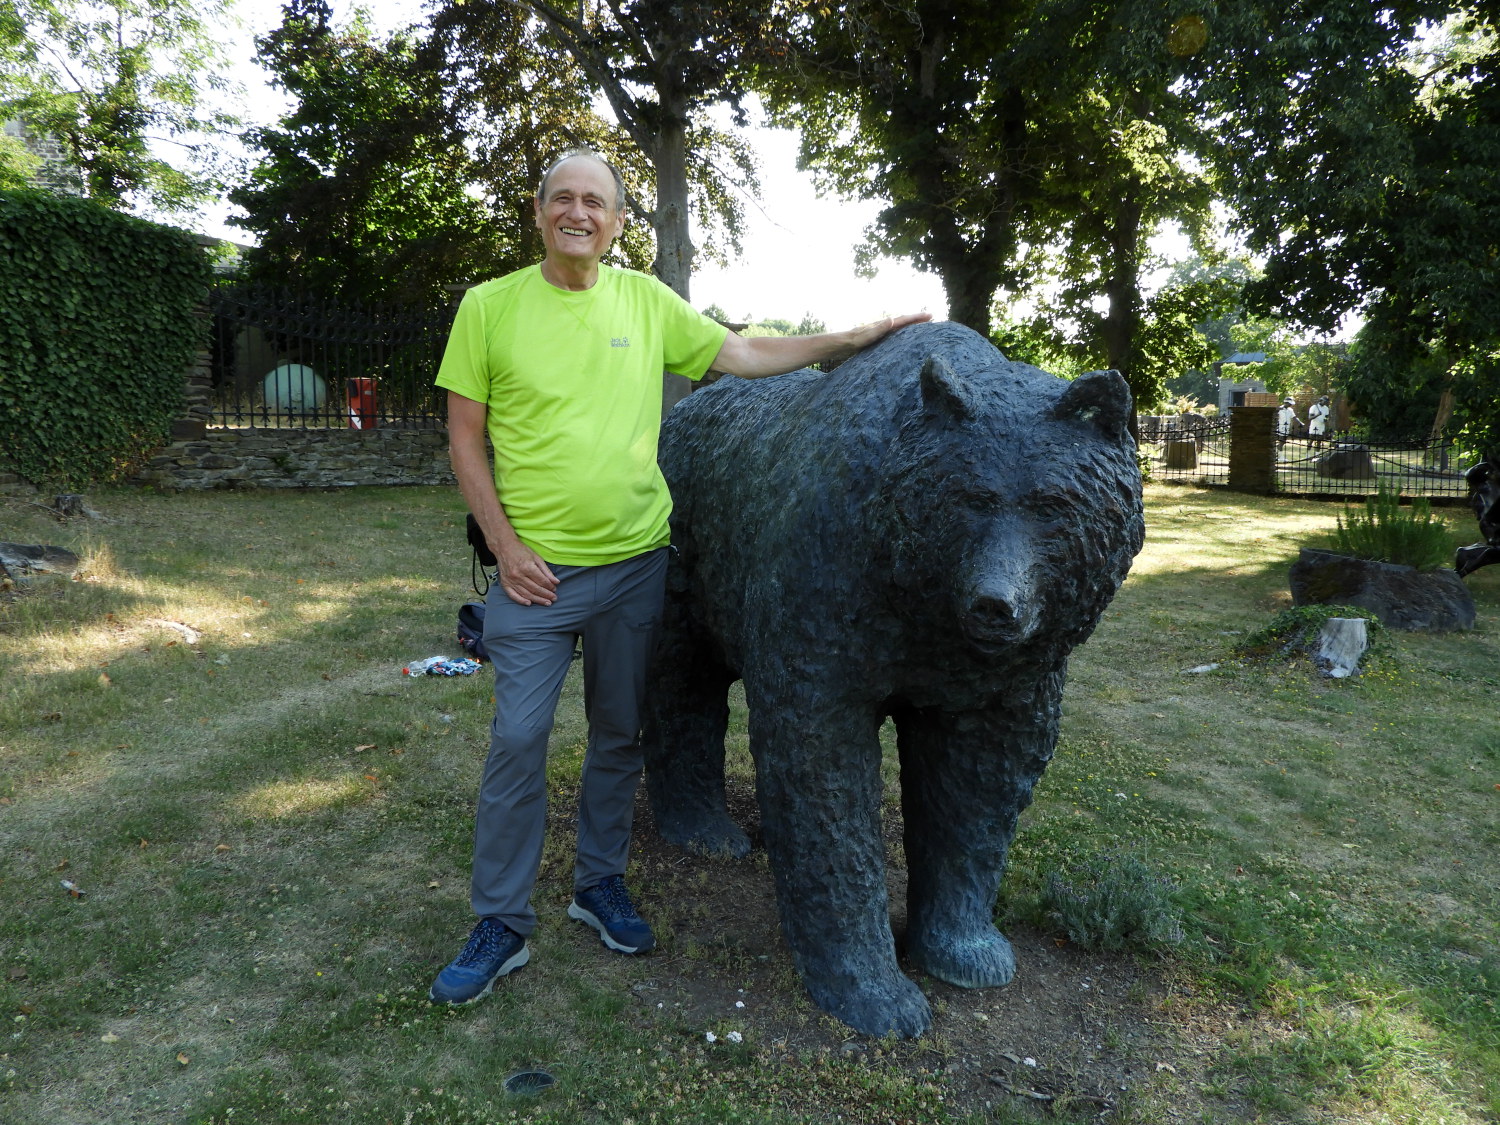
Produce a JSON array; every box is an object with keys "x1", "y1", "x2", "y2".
[
  {"x1": 919, "y1": 353, "x2": 977, "y2": 422},
  {"x1": 1053, "y1": 368, "x2": 1132, "y2": 439}
]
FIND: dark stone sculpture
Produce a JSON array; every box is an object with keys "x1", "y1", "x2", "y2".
[
  {"x1": 644, "y1": 321, "x2": 1145, "y2": 1038},
  {"x1": 1316, "y1": 443, "x2": 1377, "y2": 480},
  {"x1": 1456, "y1": 462, "x2": 1500, "y2": 578},
  {"x1": 1289, "y1": 548, "x2": 1476, "y2": 631}
]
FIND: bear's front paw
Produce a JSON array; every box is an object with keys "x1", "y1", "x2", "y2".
[
  {"x1": 655, "y1": 809, "x2": 751, "y2": 859},
  {"x1": 907, "y1": 926, "x2": 1016, "y2": 990},
  {"x1": 810, "y1": 970, "x2": 932, "y2": 1039}
]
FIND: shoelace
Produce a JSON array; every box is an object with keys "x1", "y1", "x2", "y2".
[
  {"x1": 595, "y1": 877, "x2": 638, "y2": 921},
  {"x1": 456, "y1": 919, "x2": 509, "y2": 966}
]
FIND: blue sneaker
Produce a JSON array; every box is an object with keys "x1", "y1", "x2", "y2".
[
  {"x1": 429, "y1": 917, "x2": 529, "y2": 1004},
  {"x1": 568, "y1": 875, "x2": 656, "y2": 953}
]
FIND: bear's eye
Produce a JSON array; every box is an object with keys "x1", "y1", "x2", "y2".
[
  {"x1": 957, "y1": 489, "x2": 1002, "y2": 514},
  {"x1": 1025, "y1": 499, "x2": 1074, "y2": 525}
]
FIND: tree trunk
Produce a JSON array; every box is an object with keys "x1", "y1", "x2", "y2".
[
  {"x1": 1099, "y1": 192, "x2": 1144, "y2": 400},
  {"x1": 943, "y1": 269, "x2": 999, "y2": 336},
  {"x1": 653, "y1": 87, "x2": 697, "y2": 415}
]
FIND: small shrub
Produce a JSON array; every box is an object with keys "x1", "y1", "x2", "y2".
[
  {"x1": 1328, "y1": 488, "x2": 1451, "y2": 571},
  {"x1": 1136, "y1": 449, "x2": 1154, "y2": 482},
  {"x1": 1235, "y1": 604, "x2": 1384, "y2": 663},
  {"x1": 1042, "y1": 851, "x2": 1184, "y2": 953}
]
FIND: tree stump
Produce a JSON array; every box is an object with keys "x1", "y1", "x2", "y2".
[
  {"x1": 1311, "y1": 617, "x2": 1368, "y2": 678},
  {"x1": 50, "y1": 494, "x2": 99, "y2": 519}
]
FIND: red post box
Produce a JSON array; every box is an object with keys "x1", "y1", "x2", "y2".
[{"x1": 347, "y1": 377, "x2": 378, "y2": 429}]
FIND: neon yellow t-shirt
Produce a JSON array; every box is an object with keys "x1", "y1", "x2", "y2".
[{"x1": 435, "y1": 264, "x2": 729, "y2": 566}]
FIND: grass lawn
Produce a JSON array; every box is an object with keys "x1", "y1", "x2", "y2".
[{"x1": 1, "y1": 482, "x2": 1496, "y2": 1124}]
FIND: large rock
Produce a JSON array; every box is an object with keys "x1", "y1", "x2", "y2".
[
  {"x1": 1289, "y1": 548, "x2": 1475, "y2": 632},
  {"x1": 644, "y1": 321, "x2": 1144, "y2": 1038},
  {"x1": 0, "y1": 542, "x2": 80, "y2": 577},
  {"x1": 1316, "y1": 445, "x2": 1376, "y2": 480}
]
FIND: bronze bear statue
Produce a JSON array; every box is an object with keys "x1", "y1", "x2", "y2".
[{"x1": 644, "y1": 321, "x2": 1144, "y2": 1038}]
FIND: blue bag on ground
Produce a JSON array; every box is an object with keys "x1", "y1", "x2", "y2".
[{"x1": 457, "y1": 602, "x2": 488, "y2": 662}]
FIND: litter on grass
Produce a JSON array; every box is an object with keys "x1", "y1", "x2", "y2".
[{"x1": 402, "y1": 656, "x2": 481, "y2": 676}]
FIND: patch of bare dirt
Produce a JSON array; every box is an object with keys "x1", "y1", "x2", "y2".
[{"x1": 625, "y1": 782, "x2": 1246, "y2": 1122}]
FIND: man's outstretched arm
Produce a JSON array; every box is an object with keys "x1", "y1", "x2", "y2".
[{"x1": 709, "y1": 313, "x2": 932, "y2": 380}]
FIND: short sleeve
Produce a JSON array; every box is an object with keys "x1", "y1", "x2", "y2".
[
  {"x1": 654, "y1": 280, "x2": 729, "y2": 381},
  {"x1": 434, "y1": 289, "x2": 491, "y2": 403}
]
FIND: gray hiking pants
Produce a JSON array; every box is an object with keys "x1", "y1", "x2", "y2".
[{"x1": 470, "y1": 547, "x2": 667, "y2": 934}]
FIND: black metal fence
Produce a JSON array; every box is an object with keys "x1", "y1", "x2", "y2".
[
  {"x1": 1274, "y1": 434, "x2": 1471, "y2": 499},
  {"x1": 206, "y1": 282, "x2": 455, "y2": 429},
  {"x1": 1148, "y1": 419, "x2": 1474, "y2": 500},
  {"x1": 1143, "y1": 417, "x2": 1232, "y2": 487}
]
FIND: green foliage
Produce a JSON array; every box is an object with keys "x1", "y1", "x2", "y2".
[
  {"x1": 1331, "y1": 489, "x2": 1453, "y2": 571},
  {"x1": 0, "y1": 0, "x2": 238, "y2": 213},
  {"x1": 1200, "y1": 7, "x2": 1500, "y2": 460},
  {"x1": 0, "y1": 131, "x2": 41, "y2": 189},
  {"x1": 760, "y1": 0, "x2": 1247, "y2": 421},
  {"x1": 1122, "y1": 276, "x2": 1240, "y2": 412},
  {"x1": 233, "y1": 1, "x2": 534, "y2": 303},
  {"x1": 749, "y1": 314, "x2": 827, "y2": 337},
  {"x1": 1041, "y1": 851, "x2": 1184, "y2": 953},
  {"x1": 1135, "y1": 448, "x2": 1153, "y2": 483},
  {"x1": 0, "y1": 188, "x2": 209, "y2": 487},
  {"x1": 1235, "y1": 604, "x2": 1384, "y2": 663},
  {"x1": 733, "y1": 314, "x2": 827, "y2": 339}
]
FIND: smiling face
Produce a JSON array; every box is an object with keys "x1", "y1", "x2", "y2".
[{"x1": 533, "y1": 155, "x2": 625, "y2": 278}]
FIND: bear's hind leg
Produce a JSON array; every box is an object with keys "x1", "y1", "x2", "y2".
[{"x1": 643, "y1": 603, "x2": 748, "y2": 858}]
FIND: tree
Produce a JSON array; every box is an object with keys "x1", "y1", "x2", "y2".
[
  {"x1": 761, "y1": 0, "x2": 1223, "y2": 410},
  {"x1": 1339, "y1": 17, "x2": 1500, "y2": 455},
  {"x1": 233, "y1": 2, "x2": 661, "y2": 304},
  {"x1": 0, "y1": 0, "x2": 237, "y2": 213},
  {"x1": 1192, "y1": 3, "x2": 1498, "y2": 455},
  {"x1": 499, "y1": 0, "x2": 770, "y2": 294},
  {"x1": 423, "y1": 1, "x2": 657, "y2": 280},
  {"x1": 233, "y1": 1, "x2": 503, "y2": 303},
  {"x1": 0, "y1": 130, "x2": 41, "y2": 190},
  {"x1": 994, "y1": 270, "x2": 1236, "y2": 411}
]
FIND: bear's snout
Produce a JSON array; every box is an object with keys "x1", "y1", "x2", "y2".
[{"x1": 962, "y1": 572, "x2": 1039, "y2": 649}]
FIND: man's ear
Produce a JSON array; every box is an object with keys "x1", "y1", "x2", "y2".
[{"x1": 533, "y1": 195, "x2": 544, "y2": 228}]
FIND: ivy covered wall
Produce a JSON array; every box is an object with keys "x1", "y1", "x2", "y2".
[{"x1": 0, "y1": 189, "x2": 211, "y2": 488}]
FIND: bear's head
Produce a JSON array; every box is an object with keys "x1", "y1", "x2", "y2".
[{"x1": 878, "y1": 351, "x2": 1144, "y2": 664}]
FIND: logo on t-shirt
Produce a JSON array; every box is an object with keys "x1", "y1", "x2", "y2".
[{"x1": 611, "y1": 336, "x2": 631, "y2": 348}]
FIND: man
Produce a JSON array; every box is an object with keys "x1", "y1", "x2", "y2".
[
  {"x1": 1307, "y1": 395, "x2": 1331, "y2": 441},
  {"x1": 429, "y1": 147, "x2": 928, "y2": 1005},
  {"x1": 1276, "y1": 396, "x2": 1301, "y2": 447}
]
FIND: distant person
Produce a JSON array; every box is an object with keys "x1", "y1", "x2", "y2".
[
  {"x1": 1275, "y1": 397, "x2": 1301, "y2": 447},
  {"x1": 428, "y1": 146, "x2": 929, "y2": 1006},
  {"x1": 1307, "y1": 395, "x2": 1331, "y2": 441}
]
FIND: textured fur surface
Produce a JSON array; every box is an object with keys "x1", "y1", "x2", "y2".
[{"x1": 644, "y1": 321, "x2": 1145, "y2": 1037}]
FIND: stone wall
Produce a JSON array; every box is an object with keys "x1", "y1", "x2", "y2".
[
  {"x1": 0, "y1": 325, "x2": 456, "y2": 494},
  {"x1": 4, "y1": 117, "x2": 85, "y2": 196},
  {"x1": 132, "y1": 334, "x2": 457, "y2": 491},
  {"x1": 127, "y1": 426, "x2": 453, "y2": 490}
]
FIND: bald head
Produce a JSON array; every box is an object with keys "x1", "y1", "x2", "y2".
[{"x1": 537, "y1": 149, "x2": 627, "y2": 213}]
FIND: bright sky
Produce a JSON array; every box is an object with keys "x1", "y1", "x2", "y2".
[
  {"x1": 687, "y1": 124, "x2": 947, "y2": 328},
  {"x1": 207, "y1": 1, "x2": 950, "y2": 328}
]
